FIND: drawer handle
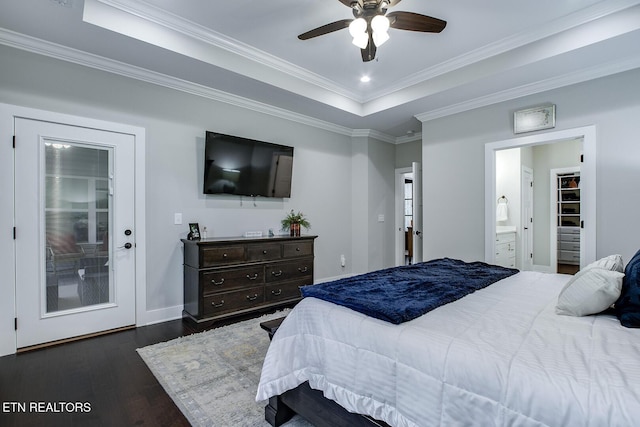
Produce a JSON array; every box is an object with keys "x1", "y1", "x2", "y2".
[
  {"x1": 271, "y1": 289, "x2": 282, "y2": 296},
  {"x1": 222, "y1": 253, "x2": 228, "y2": 258},
  {"x1": 246, "y1": 294, "x2": 259, "y2": 301},
  {"x1": 296, "y1": 247, "x2": 301, "y2": 252},
  {"x1": 246, "y1": 273, "x2": 259, "y2": 280},
  {"x1": 271, "y1": 270, "x2": 283, "y2": 277},
  {"x1": 211, "y1": 300, "x2": 225, "y2": 308},
  {"x1": 298, "y1": 266, "x2": 308, "y2": 273},
  {"x1": 211, "y1": 278, "x2": 225, "y2": 286},
  {"x1": 263, "y1": 250, "x2": 268, "y2": 254}
]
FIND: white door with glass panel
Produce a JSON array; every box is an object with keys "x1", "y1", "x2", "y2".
[{"x1": 14, "y1": 118, "x2": 136, "y2": 348}]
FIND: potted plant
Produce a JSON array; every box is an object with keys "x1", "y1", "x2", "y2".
[{"x1": 281, "y1": 210, "x2": 311, "y2": 237}]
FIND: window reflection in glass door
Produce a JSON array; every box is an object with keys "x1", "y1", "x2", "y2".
[{"x1": 44, "y1": 142, "x2": 112, "y2": 313}]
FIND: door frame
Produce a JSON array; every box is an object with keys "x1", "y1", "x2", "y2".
[
  {"x1": 521, "y1": 166, "x2": 534, "y2": 270},
  {"x1": 550, "y1": 166, "x2": 582, "y2": 272},
  {"x1": 394, "y1": 167, "x2": 412, "y2": 266},
  {"x1": 484, "y1": 125, "x2": 596, "y2": 269},
  {"x1": 0, "y1": 103, "x2": 146, "y2": 356}
]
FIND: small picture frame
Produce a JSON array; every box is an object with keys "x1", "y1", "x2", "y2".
[
  {"x1": 188, "y1": 223, "x2": 201, "y2": 240},
  {"x1": 514, "y1": 104, "x2": 556, "y2": 134}
]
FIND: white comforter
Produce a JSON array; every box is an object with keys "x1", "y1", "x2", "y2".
[{"x1": 256, "y1": 271, "x2": 640, "y2": 427}]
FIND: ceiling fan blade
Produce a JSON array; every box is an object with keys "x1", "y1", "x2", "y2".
[
  {"x1": 361, "y1": 32, "x2": 377, "y2": 62},
  {"x1": 298, "y1": 19, "x2": 353, "y2": 40},
  {"x1": 387, "y1": 0, "x2": 403, "y2": 7},
  {"x1": 387, "y1": 11, "x2": 447, "y2": 33}
]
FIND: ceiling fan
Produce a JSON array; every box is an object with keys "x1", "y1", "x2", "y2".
[{"x1": 298, "y1": 0, "x2": 447, "y2": 62}]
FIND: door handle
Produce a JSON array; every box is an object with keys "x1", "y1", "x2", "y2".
[
  {"x1": 415, "y1": 230, "x2": 421, "y2": 236},
  {"x1": 118, "y1": 242, "x2": 133, "y2": 249}
]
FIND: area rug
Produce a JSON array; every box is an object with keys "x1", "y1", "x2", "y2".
[{"x1": 137, "y1": 310, "x2": 312, "y2": 427}]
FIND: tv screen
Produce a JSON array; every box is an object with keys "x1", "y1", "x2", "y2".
[{"x1": 203, "y1": 131, "x2": 294, "y2": 197}]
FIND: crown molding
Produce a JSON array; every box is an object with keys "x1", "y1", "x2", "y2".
[
  {"x1": 0, "y1": 27, "x2": 363, "y2": 138},
  {"x1": 100, "y1": 0, "x2": 640, "y2": 106},
  {"x1": 415, "y1": 54, "x2": 640, "y2": 123},
  {"x1": 395, "y1": 132, "x2": 422, "y2": 145},
  {"x1": 363, "y1": 0, "x2": 640, "y2": 102},
  {"x1": 90, "y1": 0, "x2": 365, "y2": 103},
  {"x1": 84, "y1": 0, "x2": 640, "y2": 119}
]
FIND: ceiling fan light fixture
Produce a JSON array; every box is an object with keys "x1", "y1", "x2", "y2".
[
  {"x1": 349, "y1": 18, "x2": 367, "y2": 38},
  {"x1": 349, "y1": 18, "x2": 369, "y2": 49},
  {"x1": 372, "y1": 29, "x2": 389, "y2": 47},
  {"x1": 371, "y1": 15, "x2": 390, "y2": 33},
  {"x1": 352, "y1": 33, "x2": 369, "y2": 49},
  {"x1": 371, "y1": 14, "x2": 390, "y2": 47}
]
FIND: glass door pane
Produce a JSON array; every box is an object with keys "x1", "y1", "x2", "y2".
[{"x1": 44, "y1": 142, "x2": 111, "y2": 313}]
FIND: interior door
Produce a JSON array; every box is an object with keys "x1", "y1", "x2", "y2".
[
  {"x1": 521, "y1": 167, "x2": 534, "y2": 270},
  {"x1": 14, "y1": 118, "x2": 136, "y2": 348},
  {"x1": 412, "y1": 162, "x2": 423, "y2": 263}
]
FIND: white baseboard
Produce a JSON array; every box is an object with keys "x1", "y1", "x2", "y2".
[
  {"x1": 137, "y1": 276, "x2": 354, "y2": 328},
  {"x1": 532, "y1": 264, "x2": 555, "y2": 273}
]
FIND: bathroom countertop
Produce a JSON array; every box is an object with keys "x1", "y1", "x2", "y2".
[{"x1": 496, "y1": 225, "x2": 517, "y2": 234}]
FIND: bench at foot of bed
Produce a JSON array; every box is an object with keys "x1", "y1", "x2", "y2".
[{"x1": 264, "y1": 382, "x2": 390, "y2": 427}]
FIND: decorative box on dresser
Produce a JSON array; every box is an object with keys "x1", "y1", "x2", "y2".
[{"x1": 181, "y1": 235, "x2": 317, "y2": 327}]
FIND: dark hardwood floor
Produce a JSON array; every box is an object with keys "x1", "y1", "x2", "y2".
[{"x1": 0, "y1": 319, "x2": 196, "y2": 427}]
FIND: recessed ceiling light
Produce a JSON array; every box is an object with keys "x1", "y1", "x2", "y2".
[{"x1": 360, "y1": 75, "x2": 371, "y2": 83}]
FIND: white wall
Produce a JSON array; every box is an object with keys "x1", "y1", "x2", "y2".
[
  {"x1": 495, "y1": 148, "x2": 521, "y2": 231},
  {"x1": 0, "y1": 44, "x2": 398, "y2": 343},
  {"x1": 421, "y1": 68, "x2": 640, "y2": 266}
]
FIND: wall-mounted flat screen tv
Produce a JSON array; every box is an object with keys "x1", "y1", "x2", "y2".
[{"x1": 203, "y1": 131, "x2": 294, "y2": 198}]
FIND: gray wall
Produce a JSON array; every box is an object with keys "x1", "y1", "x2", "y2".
[
  {"x1": 395, "y1": 139, "x2": 421, "y2": 168},
  {"x1": 0, "y1": 45, "x2": 397, "y2": 321},
  {"x1": 422, "y1": 68, "x2": 640, "y2": 265}
]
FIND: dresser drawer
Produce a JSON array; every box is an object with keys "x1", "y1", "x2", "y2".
[
  {"x1": 282, "y1": 241, "x2": 314, "y2": 258},
  {"x1": 265, "y1": 281, "x2": 303, "y2": 303},
  {"x1": 559, "y1": 241, "x2": 580, "y2": 251},
  {"x1": 495, "y1": 258, "x2": 516, "y2": 268},
  {"x1": 496, "y1": 241, "x2": 515, "y2": 256},
  {"x1": 201, "y1": 245, "x2": 245, "y2": 267},
  {"x1": 201, "y1": 266, "x2": 263, "y2": 294},
  {"x1": 266, "y1": 259, "x2": 314, "y2": 283},
  {"x1": 246, "y1": 243, "x2": 282, "y2": 262},
  {"x1": 558, "y1": 226, "x2": 580, "y2": 235},
  {"x1": 203, "y1": 286, "x2": 264, "y2": 317},
  {"x1": 496, "y1": 232, "x2": 515, "y2": 244},
  {"x1": 559, "y1": 233, "x2": 580, "y2": 243},
  {"x1": 558, "y1": 250, "x2": 580, "y2": 263}
]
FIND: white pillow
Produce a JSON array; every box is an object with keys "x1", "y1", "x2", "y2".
[
  {"x1": 583, "y1": 254, "x2": 624, "y2": 273},
  {"x1": 556, "y1": 267, "x2": 624, "y2": 316}
]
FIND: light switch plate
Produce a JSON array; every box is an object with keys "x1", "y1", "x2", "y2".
[{"x1": 174, "y1": 213, "x2": 182, "y2": 225}]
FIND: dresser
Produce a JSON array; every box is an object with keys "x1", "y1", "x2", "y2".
[
  {"x1": 557, "y1": 226, "x2": 581, "y2": 265},
  {"x1": 181, "y1": 235, "x2": 316, "y2": 326}
]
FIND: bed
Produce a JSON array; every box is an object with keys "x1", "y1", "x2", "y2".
[{"x1": 256, "y1": 256, "x2": 640, "y2": 427}]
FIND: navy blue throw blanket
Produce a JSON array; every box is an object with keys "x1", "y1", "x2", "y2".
[{"x1": 300, "y1": 258, "x2": 519, "y2": 324}]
